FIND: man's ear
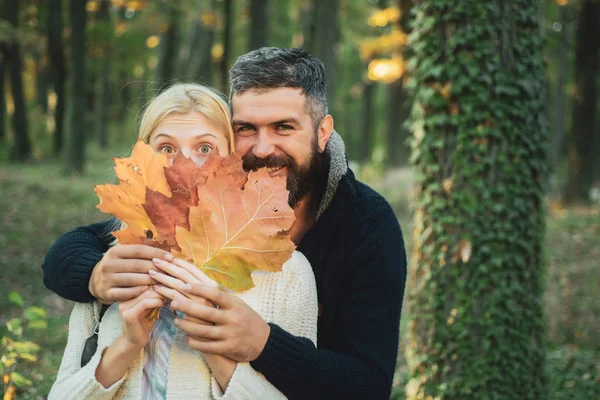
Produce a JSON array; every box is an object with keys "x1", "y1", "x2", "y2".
[{"x1": 317, "y1": 115, "x2": 334, "y2": 153}]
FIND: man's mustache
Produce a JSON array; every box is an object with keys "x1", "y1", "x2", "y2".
[{"x1": 242, "y1": 154, "x2": 293, "y2": 171}]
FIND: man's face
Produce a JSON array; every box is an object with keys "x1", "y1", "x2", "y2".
[{"x1": 231, "y1": 88, "x2": 332, "y2": 207}]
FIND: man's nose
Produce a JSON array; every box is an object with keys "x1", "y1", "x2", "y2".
[{"x1": 253, "y1": 131, "x2": 275, "y2": 158}]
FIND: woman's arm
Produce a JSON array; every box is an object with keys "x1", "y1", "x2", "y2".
[{"x1": 48, "y1": 302, "x2": 128, "y2": 400}]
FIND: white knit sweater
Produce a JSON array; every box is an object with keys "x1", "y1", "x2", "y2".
[{"x1": 48, "y1": 251, "x2": 317, "y2": 400}]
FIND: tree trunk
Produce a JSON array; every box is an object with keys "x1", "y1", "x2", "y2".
[
  {"x1": 359, "y1": 81, "x2": 375, "y2": 164},
  {"x1": 309, "y1": 0, "x2": 340, "y2": 113},
  {"x1": 249, "y1": 0, "x2": 268, "y2": 51},
  {"x1": 270, "y1": 0, "x2": 293, "y2": 47},
  {"x1": 550, "y1": 5, "x2": 570, "y2": 169},
  {"x1": 6, "y1": 0, "x2": 30, "y2": 162},
  {"x1": 563, "y1": 0, "x2": 600, "y2": 204},
  {"x1": 157, "y1": 1, "x2": 180, "y2": 92},
  {"x1": 386, "y1": 0, "x2": 413, "y2": 167},
  {"x1": 220, "y1": 0, "x2": 233, "y2": 94},
  {"x1": 406, "y1": 1, "x2": 548, "y2": 398},
  {"x1": 48, "y1": 0, "x2": 66, "y2": 156},
  {"x1": 64, "y1": 0, "x2": 88, "y2": 175},
  {"x1": 95, "y1": 0, "x2": 111, "y2": 149},
  {"x1": 194, "y1": 14, "x2": 215, "y2": 85},
  {"x1": 35, "y1": 51, "x2": 49, "y2": 113},
  {"x1": 0, "y1": 46, "x2": 6, "y2": 142},
  {"x1": 183, "y1": 0, "x2": 215, "y2": 85}
]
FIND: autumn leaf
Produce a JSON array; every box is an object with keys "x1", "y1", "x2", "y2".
[
  {"x1": 95, "y1": 139, "x2": 172, "y2": 248},
  {"x1": 174, "y1": 153, "x2": 296, "y2": 292}
]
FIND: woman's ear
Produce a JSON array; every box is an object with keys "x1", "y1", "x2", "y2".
[{"x1": 317, "y1": 115, "x2": 334, "y2": 153}]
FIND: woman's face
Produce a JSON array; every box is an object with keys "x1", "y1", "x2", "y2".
[{"x1": 149, "y1": 111, "x2": 229, "y2": 166}]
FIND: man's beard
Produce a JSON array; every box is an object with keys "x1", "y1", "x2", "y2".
[{"x1": 242, "y1": 136, "x2": 328, "y2": 208}]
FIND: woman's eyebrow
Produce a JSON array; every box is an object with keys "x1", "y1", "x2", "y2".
[{"x1": 153, "y1": 133, "x2": 218, "y2": 140}]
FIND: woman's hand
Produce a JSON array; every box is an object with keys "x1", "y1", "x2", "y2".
[{"x1": 118, "y1": 288, "x2": 165, "y2": 349}]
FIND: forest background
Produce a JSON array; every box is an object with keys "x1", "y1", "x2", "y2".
[{"x1": 0, "y1": 0, "x2": 598, "y2": 399}]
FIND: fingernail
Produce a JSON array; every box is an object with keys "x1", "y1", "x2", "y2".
[
  {"x1": 149, "y1": 270, "x2": 157, "y2": 275},
  {"x1": 171, "y1": 301, "x2": 178, "y2": 309},
  {"x1": 152, "y1": 258, "x2": 164, "y2": 265},
  {"x1": 164, "y1": 253, "x2": 174, "y2": 262},
  {"x1": 182, "y1": 284, "x2": 192, "y2": 292}
]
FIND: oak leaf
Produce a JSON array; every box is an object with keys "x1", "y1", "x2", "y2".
[{"x1": 174, "y1": 153, "x2": 296, "y2": 291}]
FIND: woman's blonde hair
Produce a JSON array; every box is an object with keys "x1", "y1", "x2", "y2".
[{"x1": 138, "y1": 83, "x2": 234, "y2": 153}]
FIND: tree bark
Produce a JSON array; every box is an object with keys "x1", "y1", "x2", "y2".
[
  {"x1": 386, "y1": 0, "x2": 413, "y2": 167},
  {"x1": 406, "y1": 0, "x2": 548, "y2": 398},
  {"x1": 157, "y1": 1, "x2": 180, "y2": 92},
  {"x1": 249, "y1": 0, "x2": 268, "y2": 51},
  {"x1": 220, "y1": 0, "x2": 233, "y2": 94},
  {"x1": 360, "y1": 81, "x2": 375, "y2": 164},
  {"x1": 48, "y1": 0, "x2": 66, "y2": 156},
  {"x1": 6, "y1": 0, "x2": 30, "y2": 162},
  {"x1": 64, "y1": 0, "x2": 88, "y2": 175},
  {"x1": 309, "y1": 0, "x2": 340, "y2": 113},
  {"x1": 563, "y1": 0, "x2": 600, "y2": 204},
  {"x1": 95, "y1": 0, "x2": 111, "y2": 149}
]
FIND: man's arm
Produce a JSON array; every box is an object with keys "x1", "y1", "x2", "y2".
[
  {"x1": 250, "y1": 215, "x2": 407, "y2": 400},
  {"x1": 42, "y1": 220, "x2": 116, "y2": 302}
]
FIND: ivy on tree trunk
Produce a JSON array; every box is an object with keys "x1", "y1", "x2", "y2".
[{"x1": 406, "y1": 1, "x2": 548, "y2": 398}]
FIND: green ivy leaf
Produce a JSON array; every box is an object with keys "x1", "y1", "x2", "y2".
[{"x1": 8, "y1": 292, "x2": 24, "y2": 307}]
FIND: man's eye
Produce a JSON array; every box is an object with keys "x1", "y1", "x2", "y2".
[
  {"x1": 278, "y1": 124, "x2": 293, "y2": 130},
  {"x1": 198, "y1": 144, "x2": 213, "y2": 154},
  {"x1": 160, "y1": 145, "x2": 176, "y2": 154},
  {"x1": 237, "y1": 125, "x2": 255, "y2": 132}
]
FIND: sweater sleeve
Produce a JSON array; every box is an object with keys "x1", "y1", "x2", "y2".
[
  {"x1": 211, "y1": 252, "x2": 318, "y2": 400},
  {"x1": 42, "y1": 219, "x2": 116, "y2": 302},
  {"x1": 250, "y1": 215, "x2": 407, "y2": 400},
  {"x1": 48, "y1": 302, "x2": 127, "y2": 400}
]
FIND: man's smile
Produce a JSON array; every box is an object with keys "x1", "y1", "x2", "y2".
[{"x1": 267, "y1": 166, "x2": 287, "y2": 177}]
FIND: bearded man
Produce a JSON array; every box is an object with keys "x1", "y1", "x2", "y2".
[{"x1": 42, "y1": 47, "x2": 407, "y2": 399}]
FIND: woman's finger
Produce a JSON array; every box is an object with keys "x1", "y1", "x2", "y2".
[
  {"x1": 172, "y1": 258, "x2": 218, "y2": 287},
  {"x1": 152, "y1": 258, "x2": 200, "y2": 285},
  {"x1": 171, "y1": 297, "x2": 227, "y2": 325},
  {"x1": 148, "y1": 270, "x2": 187, "y2": 291}
]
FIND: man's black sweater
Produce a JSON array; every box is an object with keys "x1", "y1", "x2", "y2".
[{"x1": 42, "y1": 168, "x2": 407, "y2": 400}]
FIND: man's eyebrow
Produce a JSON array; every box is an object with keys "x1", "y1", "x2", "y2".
[
  {"x1": 232, "y1": 120, "x2": 254, "y2": 127},
  {"x1": 269, "y1": 118, "x2": 300, "y2": 126}
]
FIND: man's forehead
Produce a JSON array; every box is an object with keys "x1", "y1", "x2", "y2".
[{"x1": 231, "y1": 87, "x2": 308, "y2": 119}]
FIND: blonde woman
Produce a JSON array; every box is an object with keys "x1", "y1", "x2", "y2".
[{"x1": 49, "y1": 83, "x2": 317, "y2": 399}]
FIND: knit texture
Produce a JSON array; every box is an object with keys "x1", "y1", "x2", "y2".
[{"x1": 48, "y1": 251, "x2": 317, "y2": 400}]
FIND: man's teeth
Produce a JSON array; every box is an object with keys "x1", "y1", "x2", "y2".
[{"x1": 267, "y1": 167, "x2": 283, "y2": 173}]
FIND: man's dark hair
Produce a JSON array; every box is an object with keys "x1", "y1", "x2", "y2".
[{"x1": 229, "y1": 47, "x2": 328, "y2": 126}]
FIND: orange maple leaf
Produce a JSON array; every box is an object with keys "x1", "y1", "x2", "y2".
[
  {"x1": 95, "y1": 139, "x2": 172, "y2": 248},
  {"x1": 174, "y1": 153, "x2": 296, "y2": 292}
]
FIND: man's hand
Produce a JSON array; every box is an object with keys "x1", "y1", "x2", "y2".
[
  {"x1": 172, "y1": 283, "x2": 271, "y2": 363},
  {"x1": 89, "y1": 244, "x2": 171, "y2": 304}
]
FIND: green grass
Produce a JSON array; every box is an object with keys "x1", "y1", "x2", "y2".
[{"x1": 1, "y1": 147, "x2": 598, "y2": 399}]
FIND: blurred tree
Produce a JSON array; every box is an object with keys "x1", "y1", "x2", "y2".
[
  {"x1": 157, "y1": 0, "x2": 181, "y2": 91},
  {"x1": 0, "y1": 44, "x2": 5, "y2": 142},
  {"x1": 249, "y1": 0, "x2": 268, "y2": 50},
  {"x1": 386, "y1": 0, "x2": 412, "y2": 166},
  {"x1": 48, "y1": 0, "x2": 66, "y2": 156},
  {"x1": 34, "y1": 3, "x2": 49, "y2": 114},
  {"x1": 182, "y1": 0, "x2": 215, "y2": 85},
  {"x1": 6, "y1": 0, "x2": 30, "y2": 162},
  {"x1": 64, "y1": 0, "x2": 88, "y2": 175},
  {"x1": 406, "y1": 1, "x2": 548, "y2": 399},
  {"x1": 220, "y1": 0, "x2": 232, "y2": 93},
  {"x1": 307, "y1": 0, "x2": 340, "y2": 112},
  {"x1": 94, "y1": 0, "x2": 112, "y2": 149},
  {"x1": 564, "y1": 0, "x2": 600, "y2": 204},
  {"x1": 360, "y1": 80, "x2": 376, "y2": 163}
]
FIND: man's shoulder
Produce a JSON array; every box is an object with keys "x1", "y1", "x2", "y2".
[{"x1": 337, "y1": 170, "x2": 397, "y2": 223}]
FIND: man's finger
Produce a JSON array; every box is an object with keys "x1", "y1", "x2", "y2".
[
  {"x1": 112, "y1": 272, "x2": 154, "y2": 287},
  {"x1": 182, "y1": 283, "x2": 232, "y2": 309},
  {"x1": 186, "y1": 336, "x2": 226, "y2": 355},
  {"x1": 171, "y1": 298, "x2": 227, "y2": 325},
  {"x1": 106, "y1": 258, "x2": 156, "y2": 274},
  {"x1": 108, "y1": 286, "x2": 150, "y2": 302},
  {"x1": 175, "y1": 318, "x2": 221, "y2": 339},
  {"x1": 112, "y1": 244, "x2": 171, "y2": 260}
]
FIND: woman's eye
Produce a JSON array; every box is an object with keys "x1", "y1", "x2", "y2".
[
  {"x1": 198, "y1": 144, "x2": 213, "y2": 154},
  {"x1": 159, "y1": 145, "x2": 176, "y2": 154}
]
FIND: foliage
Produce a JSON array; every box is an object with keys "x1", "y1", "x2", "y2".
[
  {"x1": 1, "y1": 292, "x2": 47, "y2": 400},
  {"x1": 95, "y1": 141, "x2": 295, "y2": 291},
  {"x1": 405, "y1": 1, "x2": 549, "y2": 399}
]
